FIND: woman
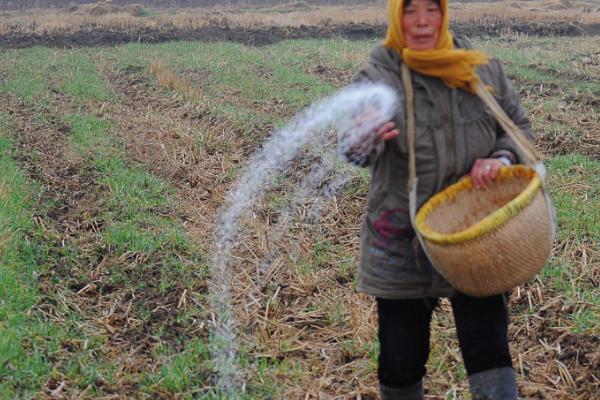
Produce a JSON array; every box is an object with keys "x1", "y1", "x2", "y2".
[{"x1": 347, "y1": 0, "x2": 534, "y2": 398}]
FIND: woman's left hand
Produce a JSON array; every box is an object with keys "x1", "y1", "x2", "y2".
[{"x1": 470, "y1": 158, "x2": 503, "y2": 189}]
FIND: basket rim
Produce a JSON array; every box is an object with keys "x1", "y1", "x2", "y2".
[{"x1": 415, "y1": 165, "x2": 542, "y2": 245}]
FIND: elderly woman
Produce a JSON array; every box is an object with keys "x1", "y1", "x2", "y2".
[{"x1": 347, "y1": 0, "x2": 534, "y2": 398}]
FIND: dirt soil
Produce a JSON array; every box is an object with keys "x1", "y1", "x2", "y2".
[
  {"x1": 2, "y1": 89, "x2": 211, "y2": 397},
  {"x1": 1, "y1": 21, "x2": 599, "y2": 49}
]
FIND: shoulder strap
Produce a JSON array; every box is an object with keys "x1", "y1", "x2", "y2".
[
  {"x1": 475, "y1": 81, "x2": 540, "y2": 166},
  {"x1": 400, "y1": 63, "x2": 416, "y2": 192}
]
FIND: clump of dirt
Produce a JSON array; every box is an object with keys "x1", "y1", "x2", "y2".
[{"x1": 308, "y1": 63, "x2": 355, "y2": 87}]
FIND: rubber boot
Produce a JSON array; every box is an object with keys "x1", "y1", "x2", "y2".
[
  {"x1": 380, "y1": 380, "x2": 423, "y2": 400},
  {"x1": 469, "y1": 367, "x2": 519, "y2": 400}
]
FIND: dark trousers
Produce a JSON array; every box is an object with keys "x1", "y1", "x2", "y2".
[{"x1": 377, "y1": 293, "x2": 512, "y2": 388}]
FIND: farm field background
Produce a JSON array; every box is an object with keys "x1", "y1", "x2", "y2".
[
  {"x1": 1, "y1": 2, "x2": 599, "y2": 399},
  {"x1": 1, "y1": 0, "x2": 600, "y2": 47}
]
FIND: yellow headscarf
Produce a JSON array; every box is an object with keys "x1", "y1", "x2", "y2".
[{"x1": 384, "y1": 0, "x2": 488, "y2": 94}]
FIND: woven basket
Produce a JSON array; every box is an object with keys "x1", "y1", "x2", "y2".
[{"x1": 414, "y1": 165, "x2": 554, "y2": 296}]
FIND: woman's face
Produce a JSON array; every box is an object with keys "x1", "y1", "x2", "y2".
[{"x1": 402, "y1": 0, "x2": 443, "y2": 51}]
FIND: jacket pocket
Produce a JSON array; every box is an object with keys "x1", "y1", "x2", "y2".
[
  {"x1": 414, "y1": 89, "x2": 441, "y2": 127},
  {"x1": 361, "y1": 243, "x2": 433, "y2": 287},
  {"x1": 371, "y1": 207, "x2": 412, "y2": 243},
  {"x1": 366, "y1": 187, "x2": 387, "y2": 214},
  {"x1": 465, "y1": 117, "x2": 497, "y2": 160},
  {"x1": 459, "y1": 94, "x2": 497, "y2": 160},
  {"x1": 458, "y1": 91, "x2": 486, "y2": 123}
]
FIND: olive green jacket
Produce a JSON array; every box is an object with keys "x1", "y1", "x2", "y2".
[{"x1": 355, "y1": 38, "x2": 534, "y2": 299}]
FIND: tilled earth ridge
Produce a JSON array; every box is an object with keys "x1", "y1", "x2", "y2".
[{"x1": 1, "y1": 21, "x2": 599, "y2": 49}]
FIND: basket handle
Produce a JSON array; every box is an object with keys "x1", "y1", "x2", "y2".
[
  {"x1": 475, "y1": 81, "x2": 540, "y2": 166},
  {"x1": 476, "y1": 81, "x2": 554, "y2": 237},
  {"x1": 401, "y1": 63, "x2": 417, "y2": 192},
  {"x1": 401, "y1": 64, "x2": 440, "y2": 273}
]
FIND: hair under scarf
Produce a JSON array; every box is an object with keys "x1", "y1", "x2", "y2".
[{"x1": 384, "y1": 0, "x2": 489, "y2": 94}]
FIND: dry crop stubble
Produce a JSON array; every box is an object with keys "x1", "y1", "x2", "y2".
[
  {"x1": 148, "y1": 59, "x2": 202, "y2": 103},
  {"x1": 1, "y1": 32, "x2": 597, "y2": 397},
  {"x1": 97, "y1": 52, "x2": 388, "y2": 398},
  {"x1": 231, "y1": 171, "x2": 383, "y2": 397},
  {"x1": 0, "y1": 180, "x2": 12, "y2": 258},
  {"x1": 97, "y1": 40, "x2": 600, "y2": 398}
]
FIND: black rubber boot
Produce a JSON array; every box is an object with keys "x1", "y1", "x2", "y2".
[
  {"x1": 380, "y1": 381, "x2": 423, "y2": 400},
  {"x1": 469, "y1": 367, "x2": 519, "y2": 400}
]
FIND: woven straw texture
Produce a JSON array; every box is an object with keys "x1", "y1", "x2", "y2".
[{"x1": 416, "y1": 166, "x2": 553, "y2": 297}]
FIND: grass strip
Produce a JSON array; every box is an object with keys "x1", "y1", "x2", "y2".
[
  {"x1": 0, "y1": 113, "x2": 54, "y2": 398},
  {"x1": 0, "y1": 47, "x2": 53, "y2": 104},
  {"x1": 58, "y1": 96, "x2": 212, "y2": 396},
  {"x1": 542, "y1": 154, "x2": 599, "y2": 334}
]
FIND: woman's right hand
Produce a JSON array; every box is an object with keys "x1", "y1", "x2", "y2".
[
  {"x1": 342, "y1": 114, "x2": 400, "y2": 166},
  {"x1": 375, "y1": 121, "x2": 400, "y2": 142},
  {"x1": 344, "y1": 120, "x2": 401, "y2": 166},
  {"x1": 344, "y1": 121, "x2": 400, "y2": 166}
]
